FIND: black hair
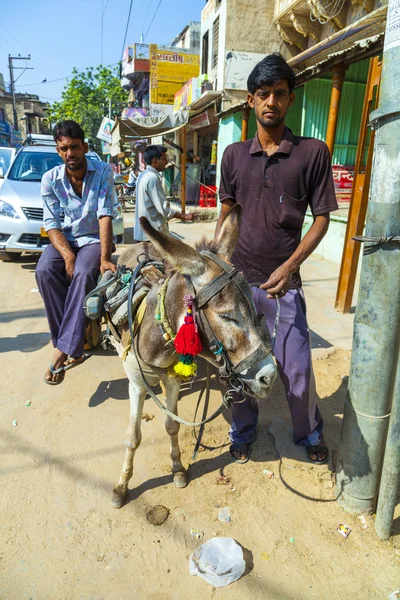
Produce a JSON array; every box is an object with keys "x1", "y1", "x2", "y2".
[
  {"x1": 144, "y1": 145, "x2": 167, "y2": 166},
  {"x1": 53, "y1": 120, "x2": 85, "y2": 143},
  {"x1": 247, "y1": 53, "x2": 296, "y2": 95}
]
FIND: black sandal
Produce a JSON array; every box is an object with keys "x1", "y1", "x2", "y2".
[
  {"x1": 229, "y1": 443, "x2": 252, "y2": 464},
  {"x1": 305, "y1": 442, "x2": 329, "y2": 465}
]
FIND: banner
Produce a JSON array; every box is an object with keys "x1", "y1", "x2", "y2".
[
  {"x1": 150, "y1": 45, "x2": 200, "y2": 105},
  {"x1": 174, "y1": 78, "x2": 198, "y2": 111},
  {"x1": 96, "y1": 117, "x2": 115, "y2": 143}
]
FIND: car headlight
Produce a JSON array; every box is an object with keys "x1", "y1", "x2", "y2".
[{"x1": 0, "y1": 200, "x2": 21, "y2": 219}]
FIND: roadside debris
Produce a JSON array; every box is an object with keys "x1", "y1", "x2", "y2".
[
  {"x1": 388, "y1": 591, "x2": 400, "y2": 600},
  {"x1": 30, "y1": 288, "x2": 39, "y2": 293},
  {"x1": 142, "y1": 413, "x2": 154, "y2": 422},
  {"x1": 216, "y1": 475, "x2": 231, "y2": 485},
  {"x1": 190, "y1": 528, "x2": 204, "y2": 540},
  {"x1": 218, "y1": 507, "x2": 231, "y2": 523},
  {"x1": 290, "y1": 537, "x2": 295, "y2": 543},
  {"x1": 358, "y1": 515, "x2": 368, "y2": 529},
  {"x1": 12, "y1": 420, "x2": 17, "y2": 426},
  {"x1": 189, "y1": 537, "x2": 245, "y2": 587},
  {"x1": 261, "y1": 552, "x2": 269, "y2": 560},
  {"x1": 26, "y1": 400, "x2": 31, "y2": 407},
  {"x1": 337, "y1": 524, "x2": 351, "y2": 539},
  {"x1": 146, "y1": 505, "x2": 169, "y2": 526},
  {"x1": 263, "y1": 469, "x2": 274, "y2": 479}
]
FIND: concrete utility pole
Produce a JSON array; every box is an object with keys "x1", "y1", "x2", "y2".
[
  {"x1": 336, "y1": 0, "x2": 400, "y2": 521},
  {"x1": 8, "y1": 55, "x2": 33, "y2": 131}
]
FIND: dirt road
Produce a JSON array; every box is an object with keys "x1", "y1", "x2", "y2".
[{"x1": 0, "y1": 229, "x2": 399, "y2": 599}]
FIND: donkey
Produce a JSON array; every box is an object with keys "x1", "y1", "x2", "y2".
[{"x1": 110, "y1": 205, "x2": 276, "y2": 508}]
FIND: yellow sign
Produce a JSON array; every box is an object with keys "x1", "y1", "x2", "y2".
[{"x1": 150, "y1": 44, "x2": 200, "y2": 105}]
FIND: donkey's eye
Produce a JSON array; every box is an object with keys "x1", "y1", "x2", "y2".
[{"x1": 220, "y1": 314, "x2": 239, "y2": 326}]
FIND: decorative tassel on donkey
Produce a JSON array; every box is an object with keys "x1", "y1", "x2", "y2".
[{"x1": 173, "y1": 294, "x2": 202, "y2": 378}]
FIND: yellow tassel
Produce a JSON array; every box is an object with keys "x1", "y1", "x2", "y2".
[{"x1": 174, "y1": 362, "x2": 197, "y2": 377}]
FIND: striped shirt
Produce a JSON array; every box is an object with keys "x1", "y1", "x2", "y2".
[
  {"x1": 134, "y1": 165, "x2": 174, "y2": 241},
  {"x1": 42, "y1": 159, "x2": 115, "y2": 247}
]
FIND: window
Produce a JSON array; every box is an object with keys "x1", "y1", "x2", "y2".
[
  {"x1": 202, "y1": 31, "x2": 209, "y2": 75},
  {"x1": 212, "y1": 17, "x2": 219, "y2": 69}
]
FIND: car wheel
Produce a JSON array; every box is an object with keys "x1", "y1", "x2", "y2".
[{"x1": 0, "y1": 251, "x2": 22, "y2": 262}]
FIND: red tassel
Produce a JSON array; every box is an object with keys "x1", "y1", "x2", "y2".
[{"x1": 174, "y1": 314, "x2": 203, "y2": 355}]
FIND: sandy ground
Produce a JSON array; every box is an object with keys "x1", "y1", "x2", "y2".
[{"x1": 0, "y1": 221, "x2": 399, "y2": 599}]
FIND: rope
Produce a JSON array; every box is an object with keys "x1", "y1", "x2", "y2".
[
  {"x1": 353, "y1": 235, "x2": 400, "y2": 245},
  {"x1": 345, "y1": 399, "x2": 391, "y2": 420}
]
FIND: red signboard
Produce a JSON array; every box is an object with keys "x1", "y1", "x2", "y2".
[{"x1": 332, "y1": 164, "x2": 354, "y2": 203}]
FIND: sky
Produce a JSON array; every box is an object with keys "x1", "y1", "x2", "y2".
[{"x1": 0, "y1": 0, "x2": 206, "y2": 106}]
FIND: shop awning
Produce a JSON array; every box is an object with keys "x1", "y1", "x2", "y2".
[{"x1": 111, "y1": 91, "x2": 222, "y2": 155}]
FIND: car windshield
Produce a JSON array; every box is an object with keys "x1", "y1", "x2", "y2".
[
  {"x1": 0, "y1": 148, "x2": 13, "y2": 174},
  {"x1": 8, "y1": 152, "x2": 100, "y2": 181}
]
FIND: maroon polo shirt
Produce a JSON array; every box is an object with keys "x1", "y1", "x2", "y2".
[{"x1": 219, "y1": 127, "x2": 338, "y2": 288}]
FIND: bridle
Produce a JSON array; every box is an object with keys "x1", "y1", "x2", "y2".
[{"x1": 126, "y1": 251, "x2": 275, "y2": 428}]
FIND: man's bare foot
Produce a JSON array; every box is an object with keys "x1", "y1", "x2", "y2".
[
  {"x1": 63, "y1": 354, "x2": 91, "y2": 370},
  {"x1": 306, "y1": 439, "x2": 329, "y2": 464},
  {"x1": 44, "y1": 349, "x2": 67, "y2": 384},
  {"x1": 229, "y1": 443, "x2": 252, "y2": 464}
]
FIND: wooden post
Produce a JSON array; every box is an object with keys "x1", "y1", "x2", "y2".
[
  {"x1": 181, "y1": 127, "x2": 187, "y2": 215},
  {"x1": 241, "y1": 105, "x2": 251, "y2": 142},
  {"x1": 335, "y1": 56, "x2": 382, "y2": 313},
  {"x1": 325, "y1": 65, "x2": 347, "y2": 156}
]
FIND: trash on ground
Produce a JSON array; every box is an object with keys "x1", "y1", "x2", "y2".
[
  {"x1": 190, "y1": 528, "x2": 204, "y2": 540},
  {"x1": 218, "y1": 507, "x2": 231, "y2": 523},
  {"x1": 263, "y1": 469, "x2": 274, "y2": 479},
  {"x1": 25, "y1": 400, "x2": 31, "y2": 407},
  {"x1": 290, "y1": 537, "x2": 295, "y2": 543},
  {"x1": 388, "y1": 591, "x2": 400, "y2": 600},
  {"x1": 337, "y1": 524, "x2": 351, "y2": 539},
  {"x1": 216, "y1": 475, "x2": 231, "y2": 485},
  {"x1": 358, "y1": 515, "x2": 368, "y2": 529},
  {"x1": 189, "y1": 537, "x2": 246, "y2": 588},
  {"x1": 261, "y1": 552, "x2": 269, "y2": 560},
  {"x1": 12, "y1": 420, "x2": 17, "y2": 427},
  {"x1": 30, "y1": 288, "x2": 39, "y2": 293},
  {"x1": 142, "y1": 413, "x2": 154, "y2": 422},
  {"x1": 146, "y1": 505, "x2": 169, "y2": 526}
]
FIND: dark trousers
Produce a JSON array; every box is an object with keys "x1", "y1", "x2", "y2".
[
  {"x1": 36, "y1": 243, "x2": 101, "y2": 357},
  {"x1": 230, "y1": 288, "x2": 323, "y2": 446}
]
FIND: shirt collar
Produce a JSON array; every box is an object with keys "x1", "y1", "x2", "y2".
[
  {"x1": 249, "y1": 127, "x2": 294, "y2": 156},
  {"x1": 56, "y1": 157, "x2": 95, "y2": 180},
  {"x1": 146, "y1": 165, "x2": 162, "y2": 179}
]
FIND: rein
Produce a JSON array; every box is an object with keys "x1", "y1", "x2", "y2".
[{"x1": 125, "y1": 252, "x2": 277, "y2": 430}]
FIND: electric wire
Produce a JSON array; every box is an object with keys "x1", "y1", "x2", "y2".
[
  {"x1": 120, "y1": 0, "x2": 134, "y2": 62},
  {"x1": 142, "y1": 0, "x2": 163, "y2": 42}
]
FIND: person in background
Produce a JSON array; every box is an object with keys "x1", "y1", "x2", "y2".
[{"x1": 133, "y1": 145, "x2": 194, "y2": 242}]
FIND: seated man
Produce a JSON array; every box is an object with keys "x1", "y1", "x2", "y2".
[
  {"x1": 36, "y1": 119, "x2": 116, "y2": 385},
  {"x1": 21, "y1": 158, "x2": 43, "y2": 179}
]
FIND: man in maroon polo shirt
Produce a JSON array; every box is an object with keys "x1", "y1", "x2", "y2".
[{"x1": 215, "y1": 53, "x2": 338, "y2": 464}]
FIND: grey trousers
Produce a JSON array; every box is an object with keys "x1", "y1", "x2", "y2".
[
  {"x1": 229, "y1": 288, "x2": 323, "y2": 446},
  {"x1": 36, "y1": 243, "x2": 101, "y2": 357}
]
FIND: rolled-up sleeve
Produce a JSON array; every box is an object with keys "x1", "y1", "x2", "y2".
[
  {"x1": 97, "y1": 165, "x2": 115, "y2": 219},
  {"x1": 42, "y1": 171, "x2": 62, "y2": 232},
  {"x1": 148, "y1": 176, "x2": 174, "y2": 219},
  {"x1": 219, "y1": 146, "x2": 236, "y2": 204}
]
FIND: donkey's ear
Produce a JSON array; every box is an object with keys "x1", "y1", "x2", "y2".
[
  {"x1": 214, "y1": 204, "x2": 242, "y2": 261},
  {"x1": 139, "y1": 217, "x2": 206, "y2": 276}
]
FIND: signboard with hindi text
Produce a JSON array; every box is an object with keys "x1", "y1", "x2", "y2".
[{"x1": 150, "y1": 45, "x2": 200, "y2": 105}]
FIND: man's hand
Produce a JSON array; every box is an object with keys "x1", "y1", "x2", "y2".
[
  {"x1": 64, "y1": 254, "x2": 76, "y2": 281},
  {"x1": 260, "y1": 264, "x2": 292, "y2": 299},
  {"x1": 182, "y1": 212, "x2": 197, "y2": 222},
  {"x1": 100, "y1": 259, "x2": 117, "y2": 276}
]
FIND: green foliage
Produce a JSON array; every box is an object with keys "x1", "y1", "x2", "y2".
[{"x1": 48, "y1": 65, "x2": 127, "y2": 153}]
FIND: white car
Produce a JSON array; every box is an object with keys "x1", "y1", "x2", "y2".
[
  {"x1": 0, "y1": 145, "x2": 124, "y2": 262},
  {"x1": 0, "y1": 146, "x2": 16, "y2": 176}
]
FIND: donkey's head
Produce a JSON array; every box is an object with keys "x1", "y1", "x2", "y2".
[{"x1": 140, "y1": 206, "x2": 276, "y2": 399}]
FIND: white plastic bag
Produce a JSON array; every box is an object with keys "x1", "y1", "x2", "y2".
[{"x1": 189, "y1": 537, "x2": 246, "y2": 588}]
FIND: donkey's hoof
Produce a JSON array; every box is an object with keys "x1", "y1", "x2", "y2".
[
  {"x1": 174, "y1": 471, "x2": 188, "y2": 489},
  {"x1": 112, "y1": 487, "x2": 127, "y2": 509}
]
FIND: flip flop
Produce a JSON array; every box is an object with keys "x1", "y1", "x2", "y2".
[
  {"x1": 305, "y1": 442, "x2": 329, "y2": 465},
  {"x1": 44, "y1": 362, "x2": 65, "y2": 386},
  {"x1": 229, "y1": 443, "x2": 252, "y2": 464},
  {"x1": 63, "y1": 353, "x2": 92, "y2": 371}
]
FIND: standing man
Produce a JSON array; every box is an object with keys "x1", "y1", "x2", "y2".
[
  {"x1": 133, "y1": 145, "x2": 193, "y2": 242},
  {"x1": 216, "y1": 54, "x2": 338, "y2": 464},
  {"x1": 36, "y1": 120, "x2": 117, "y2": 385}
]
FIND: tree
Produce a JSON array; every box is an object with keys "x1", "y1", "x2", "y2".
[{"x1": 48, "y1": 65, "x2": 128, "y2": 153}]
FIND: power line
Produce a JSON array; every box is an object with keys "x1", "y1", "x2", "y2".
[
  {"x1": 143, "y1": 0, "x2": 163, "y2": 42},
  {"x1": 120, "y1": 0, "x2": 134, "y2": 62},
  {"x1": 141, "y1": 0, "x2": 154, "y2": 41},
  {"x1": 15, "y1": 76, "x2": 68, "y2": 88}
]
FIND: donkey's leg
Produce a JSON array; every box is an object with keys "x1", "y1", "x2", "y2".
[
  {"x1": 112, "y1": 377, "x2": 146, "y2": 509},
  {"x1": 162, "y1": 375, "x2": 188, "y2": 489}
]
